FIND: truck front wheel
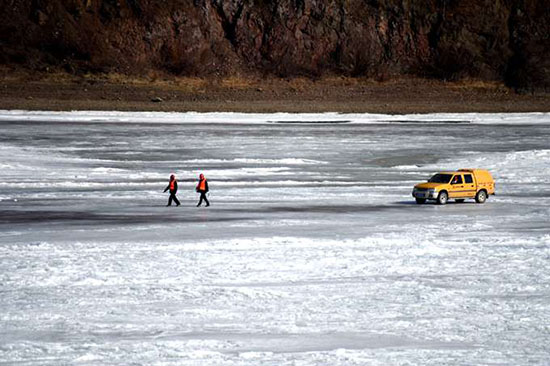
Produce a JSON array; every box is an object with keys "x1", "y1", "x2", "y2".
[
  {"x1": 437, "y1": 191, "x2": 448, "y2": 205},
  {"x1": 475, "y1": 190, "x2": 487, "y2": 203}
]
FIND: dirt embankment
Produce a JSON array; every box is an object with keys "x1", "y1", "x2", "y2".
[
  {"x1": 1, "y1": 71, "x2": 549, "y2": 113},
  {"x1": 1, "y1": 0, "x2": 549, "y2": 92}
]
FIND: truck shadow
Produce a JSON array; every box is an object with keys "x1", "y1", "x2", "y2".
[{"x1": 394, "y1": 200, "x2": 478, "y2": 205}]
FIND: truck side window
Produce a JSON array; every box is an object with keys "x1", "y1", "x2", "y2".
[
  {"x1": 464, "y1": 174, "x2": 473, "y2": 184},
  {"x1": 451, "y1": 175, "x2": 463, "y2": 184}
]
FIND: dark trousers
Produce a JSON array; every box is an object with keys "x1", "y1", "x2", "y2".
[
  {"x1": 197, "y1": 192, "x2": 209, "y2": 206},
  {"x1": 167, "y1": 193, "x2": 180, "y2": 206}
]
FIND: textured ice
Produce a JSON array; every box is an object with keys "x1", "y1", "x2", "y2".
[
  {"x1": 1, "y1": 109, "x2": 549, "y2": 124},
  {"x1": 1, "y1": 111, "x2": 549, "y2": 366}
]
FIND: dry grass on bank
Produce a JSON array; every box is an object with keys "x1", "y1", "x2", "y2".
[
  {"x1": 1, "y1": 67, "x2": 548, "y2": 113},
  {"x1": 0, "y1": 67, "x2": 516, "y2": 94},
  {"x1": 447, "y1": 79, "x2": 511, "y2": 92}
]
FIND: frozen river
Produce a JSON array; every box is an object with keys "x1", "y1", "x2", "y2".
[{"x1": 1, "y1": 111, "x2": 549, "y2": 365}]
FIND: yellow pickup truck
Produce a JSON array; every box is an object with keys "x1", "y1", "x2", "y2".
[{"x1": 412, "y1": 169, "x2": 495, "y2": 204}]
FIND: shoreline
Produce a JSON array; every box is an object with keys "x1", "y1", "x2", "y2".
[
  {"x1": 2, "y1": 110, "x2": 548, "y2": 126},
  {"x1": 1, "y1": 74, "x2": 549, "y2": 114}
]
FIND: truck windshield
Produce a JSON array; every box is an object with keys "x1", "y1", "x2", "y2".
[{"x1": 428, "y1": 174, "x2": 453, "y2": 183}]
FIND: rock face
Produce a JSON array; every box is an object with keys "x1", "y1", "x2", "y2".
[{"x1": 1, "y1": 0, "x2": 548, "y2": 90}]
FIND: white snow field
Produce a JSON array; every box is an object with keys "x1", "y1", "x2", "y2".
[{"x1": 1, "y1": 110, "x2": 549, "y2": 366}]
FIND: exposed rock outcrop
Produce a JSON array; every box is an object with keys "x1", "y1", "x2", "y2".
[{"x1": 1, "y1": 0, "x2": 548, "y2": 90}]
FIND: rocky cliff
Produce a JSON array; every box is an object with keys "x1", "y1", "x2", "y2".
[{"x1": 1, "y1": 0, "x2": 548, "y2": 90}]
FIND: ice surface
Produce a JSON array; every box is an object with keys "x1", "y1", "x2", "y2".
[
  {"x1": 1, "y1": 109, "x2": 549, "y2": 125},
  {"x1": 1, "y1": 111, "x2": 549, "y2": 365}
]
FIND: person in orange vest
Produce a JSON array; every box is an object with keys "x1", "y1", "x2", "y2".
[
  {"x1": 163, "y1": 174, "x2": 181, "y2": 206},
  {"x1": 196, "y1": 173, "x2": 210, "y2": 207}
]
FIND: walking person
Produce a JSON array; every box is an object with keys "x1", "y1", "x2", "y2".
[
  {"x1": 163, "y1": 174, "x2": 181, "y2": 206},
  {"x1": 196, "y1": 173, "x2": 210, "y2": 207}
]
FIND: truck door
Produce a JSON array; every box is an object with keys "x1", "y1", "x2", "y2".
[
  {"x1": 462, "y1": 173, "x2": 476, "y2": 197},
  {"x1": 449, "y1": 174, "x2": 464, "y2": 198}
]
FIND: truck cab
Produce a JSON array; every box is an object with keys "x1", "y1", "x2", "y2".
[{"x1": 412, "y1": 169, "x2": 495, "y2": 204}]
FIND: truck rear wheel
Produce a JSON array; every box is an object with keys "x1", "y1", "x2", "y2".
[
  {"x1": 437, "y1": 191, "x2": 448, "y2": 205},
  {"x1": 415, "y1": 198, "x2": 426, "y2": 204},
  {"x1": 475, "y1": 190, "x2": 487, "y2": 203}
]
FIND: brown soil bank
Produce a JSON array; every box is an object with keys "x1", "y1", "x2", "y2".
[
  {"x1": 1, "y1": 0, "x2": 549, "y2": 92},
  {"x1": 1, "y1": 73, "x2": 548, "y2": 113}
]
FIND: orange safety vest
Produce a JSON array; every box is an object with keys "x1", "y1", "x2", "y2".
[
  {"x1": 198, "y1": 179, "x2": 206, "y2": 191},
  {"x1": 170, "y1": 180, "x2": 176, "y2": 191}
]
